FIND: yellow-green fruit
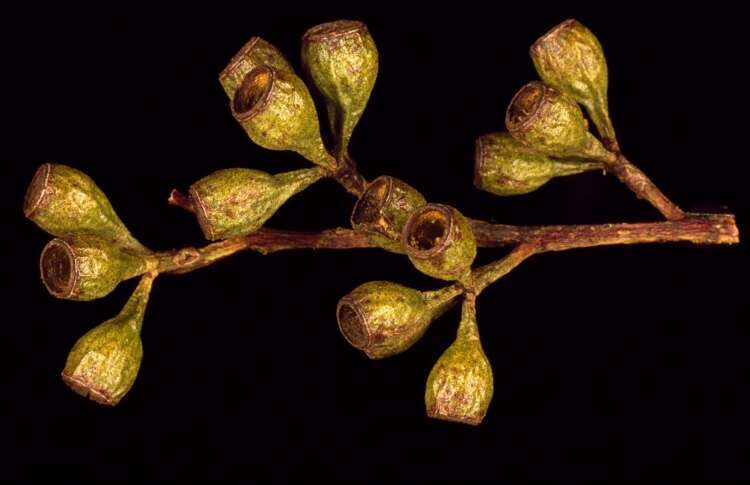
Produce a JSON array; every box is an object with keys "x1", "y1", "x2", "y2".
[
  {"x1": 39, "y1": 235, "x2": 149, "y2": 301},
  {"x1": 302, "y1": 20, "x2": 378, "y2": 158},
  {"x1": 425, "y1": 297, "x2": 493, "y2": 425},
  {"x1": 190, "y1": 167, "x2": 325, "y2": 240},
  {"x1": 474, "y1": 132, "x2": 601, "y2": 195},
  {"x1": 402, "y1": 204, "x2": 477, "y2": 281},
  {"x1": 219, "y1": 37, "x2": 294, "y2": 98},
  {"x1": 530, "y1": 19, "x2": 618, "y2": 151},
  {"x1": 350, "y1": 175, "x2": 426, "y2": 253},
  {"x1": 231, "y1": 66, "x2": 336, "y2": 170},
  {"x1": 506, "y1": 81, "x2": 612, "y2": 162},
  {"x1": 62, "y1": 274, "x2": 154, "y2": 406},
  {"x1": 336, "y1": 281, "x2": 460, "y2": 359},
  {"x1": 24, "y1": 163, "x2": 146, "y2": 252}
]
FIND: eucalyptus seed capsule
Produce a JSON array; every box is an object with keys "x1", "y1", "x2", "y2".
[
  {"x1": 189, "y1": 167, "x2": 325, "y2": 240},
  {"x1": 474, "y1": 132, "x2": 601, "y2": 195},
  {"x1": 425, "y1": 296, "x2": 493, "y2": 425},
  {"x1": 231, "y1": 66, "x2": 336, "y2": 170},
  {"x1": 336, "y1": 281, "x2": 460, "y2": 359},
  {"x1": 302, "y1": 20, "x2": 378, "y2": 158},
  {"x1": 62, "y1": 273, "x2": 154, "y2": 406},
  {"x1": 40, "y1": 235, "x2": 149, "y2": 301},
  {"x1": 530, "y1": 19, "x2": 618, "y2": 151},
  {"x1": 24, "y1": 163, "x2": 146, "y2": 252},
  {"x1": 506, "y1": 81, "x2": 612, "y2": 162},
  {"x1": 350, "y1": 175, "x2": 426, "y2": 253},
  {"x1": 402, "y1": 204, "x2": 477, "y2": 281}
]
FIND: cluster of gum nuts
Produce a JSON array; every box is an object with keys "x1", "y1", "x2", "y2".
[{"x1": 26, "y1": 19, "x2": 620, "y2": 425}]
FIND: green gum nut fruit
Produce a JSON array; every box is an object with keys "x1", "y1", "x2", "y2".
[
  {"x1": 506, "y1": 81, "x2": 613, "y2": 162},
  {"x1": 39, "y1": 235, "x2": 150, "y2": 301},
  {"x1": 336, "y1": 281, "x2": 461, "y2": 359},
  {"x1": 425, "y1": 296, "x2": 493, "y2": 425},
  {"x1": 62, "y1": 273, "x2": 154, "y2": 406},
  {"x1": 219, "y1": 37, "x2": 294, "y2": 99},
  {"x1": 24, "y1": 163, "x2": 146, "y2": 253},
  {"x1": 231, "y1": 66, "x2": 337, "y2": 170},
  {"x1": 190, "y1": 167, "x2": 325, "y2": 241},
  {"x1": 402, "y1": 204, "x2": 477, "y2": 282},
  {"x1": 474, "y1": 132, "x2": 601, "y2": 196},
  {"x1": 350, "y1": 175, "x2": 426, "y2": 253},
  {"x1": 301, "y1": 20, "x2": 378, "y2": 158},
  {"x1": 530, "y1": 19, "x2": 618, "y2": 151}
]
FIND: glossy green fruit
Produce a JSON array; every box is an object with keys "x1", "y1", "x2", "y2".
[
  {"x1": 530, "y1": 19, "x2": 618, "y2": 151},
  {"x1": 62, "y1": 274, "x2": 154, "y2": 406},
  {"x1": 190, "y1": 167, "x2": 325, "y2": 240},
  {"x1": 231, "y1": 66, "x2": 336, "y2": 170},
  {"x1": 350, "y1": 175, "x2": 426, "y2": 253},
  {"x1": 506, "y1": 81, "x2": 613, "y2": 162},
  {"x1": 24, "y1": 163, "x2": 146, "y2": 252},
  {"x1": 402, "y1": 204, "x2": 477, "y2": 281},
  {"x1": 302, "y1": 20, "x2": 378, "y2": 158},
  {"x1": 39, "y1": 235, "x2": 149, "y2": 301},
  {"x1": 474, "y1": 132, "x2": 601, "y2": 195},
  {"x1": 337, "y1": 281, "x2": 460, "y2": 359},
  {"x1": 425, "y1": 296, "x2": 493, "y2": 425}
]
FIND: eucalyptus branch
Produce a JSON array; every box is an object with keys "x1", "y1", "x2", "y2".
[
  {"x1": 470, "y1": 213, "x2": 738, "y2": 250},
  {"x1": 25, "y1": 18, "x2": 740, "y2": 427},
  {"x1": 150, "y1": 208, "x2": 737, "y2": 278}
]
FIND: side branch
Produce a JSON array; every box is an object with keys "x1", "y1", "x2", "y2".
[{"x1": 605, "y1": 154, "x2": 686, "y2": 220}]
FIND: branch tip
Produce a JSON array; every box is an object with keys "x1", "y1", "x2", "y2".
[{"x1": 168, "y1": 189, "x2": 195, "y2": 213}]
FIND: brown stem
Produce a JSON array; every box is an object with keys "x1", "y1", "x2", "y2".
[
  {"x1": 331, "y1": 153, "x2": 367, "y2": 197},
  {"x1": 153, "y1": 213, "x2": 738, "y2": 276},
  {"x1": 470, "y1": 213, "x2": 738, "y2": 250},
  {"x1": 471, "y1": 243, "x2": 539, "y2": 294},
  {"x1": 605, "y1": 153, "x2": 685, "y2": 220},
  {"x1": 155, "y1": 228, "x2": 374, "y2": 274}
]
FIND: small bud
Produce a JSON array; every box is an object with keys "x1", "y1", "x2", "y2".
[
  {"x1": 506, "y1": 81, "x2": 612, "y2": 162},
  {"x1": 62, "y1": 273, "x2": 154, "y2": 406},
  {"x1": 425, "y1": 296, "x2": 493, "y2": 425},
  {"x1": 40, "y1": 235, "x2": 149, "y2": 301},
  {"x1": 219, "y1": 37, "x2": 294, "y2": 99},
  {"x1": 402, "y1": 204, "x2": 477, "y2": 281},
  {"x1": 231, "y1": 66, "x2": 336, "y2": 170},
  {"x1": 350, "y1": 176, "x2": 426, "y2": 253},
  {"x1": 336, "y1": 281, "x2": 460, "y2": 359},
  {"x1": 190, "y1": 167, "x2": 325, "y2": 241},
  {"x1": 302, "y1": 20, "x2": 378, "y2": 158},
  {"x1": 530, "y1": 19, "x2": 618, "y2": 151},
  {"x1": 24, "y1": 163, "x2": 146, "y2": 252},
  {"x1": 474, "y1": 132, "x2": 601, "y2": 195}
]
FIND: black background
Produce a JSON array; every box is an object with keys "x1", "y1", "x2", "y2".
[{"x1": 6, "y1": 4, "x2": 749, "y2": 481}]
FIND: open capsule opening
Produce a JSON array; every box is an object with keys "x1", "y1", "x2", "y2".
[
  {"x1": 233, "y1": 66, "x2": 274, "y2": 119},
  {"x1": 506, "y1": 81, "x2": 546, "y2": 132},
  {"x1": 40, "y1": 239, "x2": 76, "y2": 299},
  {"x1": 403, "y1": 205, "x2": 451, "y2": 256},
  {"x1": 336, "y1": 300, "x2": 370, "y2": 349},
  {"x1": 351, "y1": 176, "x2": 391, "y2": 233}
]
